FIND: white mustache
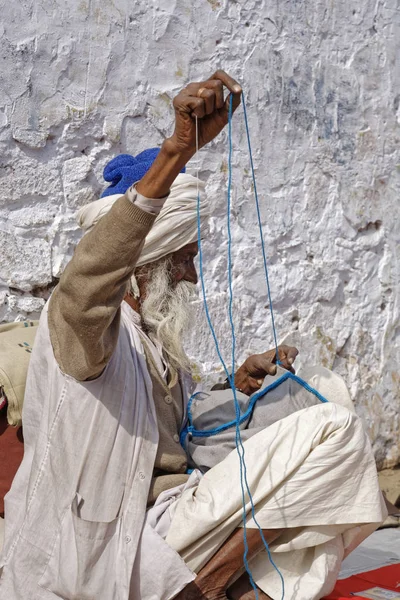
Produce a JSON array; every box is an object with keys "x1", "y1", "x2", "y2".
[{"x1": 139, "y1": 258, "x2": 196, "y2": 373}]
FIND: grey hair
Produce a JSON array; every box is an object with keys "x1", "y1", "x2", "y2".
[{"x1": 138, "y1": 258, "x2": 196, "y2": 373}]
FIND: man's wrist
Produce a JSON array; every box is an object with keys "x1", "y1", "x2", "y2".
[
  {"x1": 162, "y1": 136, "x2": 196, "y2": 163},
  {"x1": 135, "y1": 139, "x2": 194, "y2": 199}
]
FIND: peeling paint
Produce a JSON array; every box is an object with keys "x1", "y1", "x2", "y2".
[{"x1": 0, "y1": 0, "x2": 399, "y2": 465}]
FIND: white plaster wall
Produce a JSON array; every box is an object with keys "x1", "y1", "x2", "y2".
[{"x1": 0, "y1": 0, "x2": 399, "y2": 466}]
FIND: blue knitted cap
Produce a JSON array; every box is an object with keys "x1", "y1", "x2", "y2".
[{"x1": 101, "y1": 149, "x2": 186, "y2": 198}]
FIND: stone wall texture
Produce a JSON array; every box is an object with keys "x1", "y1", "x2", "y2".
[{"x1": 0, "y1": 0, "x2": 399, "y2": 466}]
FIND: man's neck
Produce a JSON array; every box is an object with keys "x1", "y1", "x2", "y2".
[
  {"x1": 123, "y1": 295, "x2": 151, "y2": 339},
  {"x1": 124, "y1": 294, "x2": 140, "y2": 314}
]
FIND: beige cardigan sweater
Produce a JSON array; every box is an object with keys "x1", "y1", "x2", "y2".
[{"x1": 48, "y1": 194, "x2": 189, "y2": 502}]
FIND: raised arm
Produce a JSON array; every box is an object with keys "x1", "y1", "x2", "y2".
[{"x1": 48, "y1": 70, "x2": 242, "y2": 381}]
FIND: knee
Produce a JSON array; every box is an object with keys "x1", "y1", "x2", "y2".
[{"x1": 299, "y1": 365, "x2": 356, "y2": 413}]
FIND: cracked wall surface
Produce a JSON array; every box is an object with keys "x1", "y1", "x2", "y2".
[{"x1": 0, "y1": 0, "x2": 399, "y2": 466}]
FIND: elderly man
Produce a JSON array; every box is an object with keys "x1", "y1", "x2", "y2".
[{"x1": 0, "y1": 71, "x2": 386, "y2": 600}]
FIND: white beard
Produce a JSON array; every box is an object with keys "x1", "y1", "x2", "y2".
[{"x1": 138, "y1": 259, "x2": 196, "y2": 373}]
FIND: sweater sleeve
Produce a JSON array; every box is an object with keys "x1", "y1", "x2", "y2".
[{"x1": 48, "y1": 195, "x2": 156, "y2": 381}]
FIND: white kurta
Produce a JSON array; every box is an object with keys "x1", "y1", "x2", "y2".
[{"x1": 0, "y1": 301, "x2": 195, "y2": 600}]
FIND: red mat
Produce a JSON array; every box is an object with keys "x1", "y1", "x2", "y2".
[
  {"x1": 0, "y1": 408, "x2": 24, "y2": 517},
  {"x1": 323, "y1": 563, "x2": 400, "y2": 599}
]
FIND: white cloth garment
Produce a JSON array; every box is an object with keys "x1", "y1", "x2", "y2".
[
  {"x1": 148, "y1": 399, "x2": 386, "y2": 600},
  {"x1": 297, "y1": 364, "x2": 356, "y2": 413},
  {"x1": 0, "y1": 301, "x2": 195, "y2": 600},
  {"x1": 77, "y1": 173, "x2": 209, "y2": 267}
]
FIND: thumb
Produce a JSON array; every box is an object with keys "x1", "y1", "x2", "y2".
[{"x1": 219, "y1": 92, "x2": 242, "y2": 123}]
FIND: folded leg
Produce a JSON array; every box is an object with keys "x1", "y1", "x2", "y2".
[{"x1": 166, "y1": 403, "x2": 386, "y2": 600}]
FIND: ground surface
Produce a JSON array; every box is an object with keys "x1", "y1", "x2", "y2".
[{"x1": 378, "y1": 466, "x2": 400, "y2": 505}]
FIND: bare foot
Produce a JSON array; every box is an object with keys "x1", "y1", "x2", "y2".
[
  {"x1": 174, "y1": 581, "x2": 228, "y2": 600},
  {"x1": 175, "y1": 528, "x2": 281, "y2": 600},
  {"x1": 227, "y1": 573, "x2": 272, "y2": 600}
]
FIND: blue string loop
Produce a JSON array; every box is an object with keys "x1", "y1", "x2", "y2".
[{"x1": 196, "y1": 93, "x2": 285, "y2": 600}]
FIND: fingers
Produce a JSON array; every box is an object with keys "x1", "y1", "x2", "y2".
[
  {"x1": 238, "y1": 345, "x2": 299, "y2": 395},
  {"x1": 274, "y1": 345, "x2": 298, "y2": 373},
  {"x1": 174, "y1": 84, "x2": 216, "y2": 118},
  {"x1": 173, "y1": 92, "x2": 206, "y2": 118},
  {"x1": 175, "y1": 71, "x2": 242, "y2": 119},
  {"x1": 209, "y1": 69, "x2": 242, "y2": 117},
  {"x1": 198, "y1": 88, "x2": 215, "y2": 115},
  {"x1": 224, "y1": 91, "x2": 242, "y2": 115},
  {"x1": 204, "y1": 72, "x2": 242, "y2": 115},
  {"x1": 209, "y1": 69, "x2": 242, "y2": 94},
  {"x1": 201, "y1": 79, "x2": 224, "y2": 109},
  {"x1": 246, "y1": 355, "x2": 277, "y2": 378},
  {"x1": 286, "y1": 346, "x2": 299, "y2": 365},
  {"x1": 278, "y1": 345, "x2": 299, "y2": 366},
  {"x1": 260, "y1": 360, "x2": 277, "y2": 376},
  {"x1": 254, "y1": 345, "x2": 298, "y2": 374},
  {"x1": 238, "y1": 373, "x2": 267, "y2": 396},
  {"x1": 246, "y1": 376, "x2": 265, "y2": 394}
]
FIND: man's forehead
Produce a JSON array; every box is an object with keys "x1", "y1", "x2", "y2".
[{"x1": 172, "y1": 242, "x2": 198, "y2": 257}]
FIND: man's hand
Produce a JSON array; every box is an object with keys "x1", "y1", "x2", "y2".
[
  {"x1": 234, "y1": 345, "x2": 299, "y2": 396},
  {"x1": 167, "y1": 70, "x2": 242, "y2": 155},
  {"x1": 136, "y1": 70, "x2": 242, "y2": 199}
]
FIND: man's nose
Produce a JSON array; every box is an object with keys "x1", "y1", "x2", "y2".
[{"x1": 184, "y1": 264, "x2": 198, "y2": 285}]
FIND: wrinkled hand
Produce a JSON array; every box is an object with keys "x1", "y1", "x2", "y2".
[
  {"x1": 168, "y1": 70, "x2": 242, "y2": 155},
  {"x1": 234, "y1": 345, "x2": 299, "y2": 396}
]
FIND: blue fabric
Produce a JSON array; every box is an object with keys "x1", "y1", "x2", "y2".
[{"x1": 101, "y1": 149, "x2": 186, "y2": 198}]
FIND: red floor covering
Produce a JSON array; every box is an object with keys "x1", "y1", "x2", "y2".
[
  {"x1": 0, "y1": 408, "x2": 24, "y2": 517},
  {"x1": 323, "y1": 563, "x2": 400, "y2": 599}
]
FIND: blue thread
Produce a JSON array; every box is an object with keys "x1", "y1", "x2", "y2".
[
  {"x1": 196, "y1": 100, "x2": 257, "y2": 597},
  {"x1": 242, "y1": 94, "x2": 281, "y2": 365},
  {"x1": 226, "y1": 95, "x2": 260, "y2": 597},
  {"x1": 196, "y1": 93, "x2": 286, "y2": 599},
  {"x1": 184, "y1": 372, "x2": 329, "y2": 439},
  {"x1": 180, "y1": 391, "x2": 205, "y2": 446}
]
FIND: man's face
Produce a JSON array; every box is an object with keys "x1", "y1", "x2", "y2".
[
  {"x1": 168, "y1": 241, "x2": 198, "y2": 286},
  {"x1": 136, "y1": 244, "x2": 199, "y2": 372}
]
